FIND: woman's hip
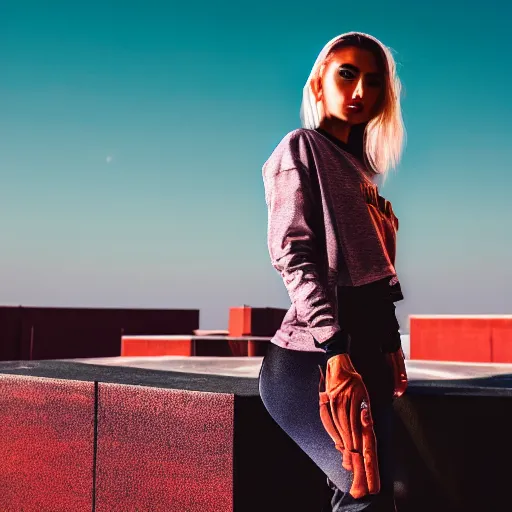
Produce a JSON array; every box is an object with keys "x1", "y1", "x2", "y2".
[{"x1": 260, "y1": 337, "x2": 394, "y2": 404}]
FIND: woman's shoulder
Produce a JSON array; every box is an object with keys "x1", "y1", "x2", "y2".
[
  {"x1": 262, "y1": 128, "x2": 321, "y2": 177},
  {"x1": 278, "y1": 127, "x2": 326, "y2": 148},
  {"x1": 270, "y1": 127, "x2": 317, "y2": 153}
]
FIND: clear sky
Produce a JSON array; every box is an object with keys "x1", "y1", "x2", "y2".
[{"x1": 1, "y1": 1, "x2": 511, "y2": 332}]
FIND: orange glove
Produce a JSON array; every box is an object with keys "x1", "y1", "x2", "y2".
[
  {"x1": 384, "y1": 347, "x2": 408, "y2": 398},
  {"x1": 318, "y1": 354, "x2": 380, "y2": 499}
]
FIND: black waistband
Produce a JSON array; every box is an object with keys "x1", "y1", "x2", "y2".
[
  {"x1": 338, "y1": 275, "x2": 404, "y2": 304},
  {"x1": 336, "y1": 277, "x2": 402, "y2": 347}
]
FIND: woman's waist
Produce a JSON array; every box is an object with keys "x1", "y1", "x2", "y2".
[
  {"x1": 337, "y1": 275, "x2": 404, "y2": 304},
  {"x1": 336, "y1": 293, "x2": 401, "y2": 341}
]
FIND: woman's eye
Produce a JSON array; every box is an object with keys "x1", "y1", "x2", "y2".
[
  {"x1": 366, "y1": 79, "x2": 382, "y2": 88},
  {"x1": 339, "y1": 68, "x2": 356, "y2": 80}
]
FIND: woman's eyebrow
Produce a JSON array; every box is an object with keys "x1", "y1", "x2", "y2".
[
  {"x1": 339, "y1": 63, "x2": 381, "y2": 77},
  {"x1": 340, "y1": 63, "x2": 359, "y2": 73}
]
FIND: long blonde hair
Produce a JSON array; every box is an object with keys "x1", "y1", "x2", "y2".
[{"x1": 300, "y1": 32, "x2": 405, "y2": 183}]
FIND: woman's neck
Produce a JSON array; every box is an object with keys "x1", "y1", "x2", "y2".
[
  {"x1": 317, "y1": 119, "x2": 351, "y2": 143},
  {"x1": 314, "y1": 125, "x2": 365, "y2": 164}
]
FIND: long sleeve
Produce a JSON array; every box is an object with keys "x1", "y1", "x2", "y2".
[{"x1": 263, "y1": 163, "x2": 341, "y2": 345}]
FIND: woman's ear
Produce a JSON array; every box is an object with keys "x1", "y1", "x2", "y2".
[{"x1": 310, "y1": 73, "x2": 323, "y2": 102}]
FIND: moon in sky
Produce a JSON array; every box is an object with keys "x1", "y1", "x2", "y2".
[{"x1": 106, "y1": 155, "x2": 113, "y2": 163}]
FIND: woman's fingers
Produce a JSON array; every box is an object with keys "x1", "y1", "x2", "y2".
[
  {"x1": 349, "y1": 385, "x2": 364, "y2": 449},
  {"x1": 361, "y1": 404, "x2": 380, "y2": 494},
  {"x1": 319, "y1": 393, "x2": 345, "y2": 453},
  {"x1": 348, "y1": 450, "x2": 369, "y2": 499},
  {"x1": 331, "y1": 394, "x2": 354, "y2": 452},
  {"x1": 347, "y1": 383, "x2": 380, "y2": 497},
  {"x1": 319, "y1": 356, "x2": 381, "y2": 497},
  {"x1": 385, "y1": 349, "x2": 408, "y2": 398},
  {"x1": 342, "y1": 447, "x2": 353, "y2": 472}
]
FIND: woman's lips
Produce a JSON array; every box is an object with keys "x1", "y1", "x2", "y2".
[{"x1": 346, "y1": 102, "x2": 364, "y2": 113}]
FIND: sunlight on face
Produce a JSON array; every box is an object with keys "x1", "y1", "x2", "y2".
[{"x1": 319, "y1": 46, "x2": 384, "y2": 125}]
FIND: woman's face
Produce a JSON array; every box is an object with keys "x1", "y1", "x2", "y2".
[{"x1": 313, "y1": 46, "x2": 385, "y2": 125}]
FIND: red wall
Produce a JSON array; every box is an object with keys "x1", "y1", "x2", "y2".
[
  {"x1": 410, "y1": 316, "x2": 512, "y2": 362},
  {"x1": 0, "y1": 306, "x2": 199, "y2": 361},
  {"x1": 0, "y1": 374, "x2": 234, "y2": 512}
]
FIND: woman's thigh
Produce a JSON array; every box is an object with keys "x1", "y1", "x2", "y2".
[{"x1": 259, "y1": 343, "x2": 395, "y2": 509}]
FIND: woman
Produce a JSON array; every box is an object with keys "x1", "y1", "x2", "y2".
[{"x1": 258, "y1": 32, "x2": 408, "y2": 512}]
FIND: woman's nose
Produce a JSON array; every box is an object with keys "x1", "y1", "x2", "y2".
[{"x1": 352, "y1": 78, "x2": 364, "y2": 99}]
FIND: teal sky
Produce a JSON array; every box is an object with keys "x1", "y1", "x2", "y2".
[{"x1": 1, "y1": 1, "x2": 511, "y2": 332}]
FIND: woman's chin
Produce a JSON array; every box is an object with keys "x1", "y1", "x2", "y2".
[{"x1": 342, "y1": 110, "x2": 368, "y2": 124}]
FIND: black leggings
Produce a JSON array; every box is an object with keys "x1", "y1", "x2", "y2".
[{"x1": 258, "y1": 336, "x2": 397, "y2": 512}]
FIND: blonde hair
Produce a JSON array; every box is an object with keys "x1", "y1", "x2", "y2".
[{"x1": 300, "y1": 32, "x2": 405, "y2": 183}]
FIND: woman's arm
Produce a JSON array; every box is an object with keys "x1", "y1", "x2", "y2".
[{"x1": 263, "y1": 164, "x2": 341, "y2": 345}]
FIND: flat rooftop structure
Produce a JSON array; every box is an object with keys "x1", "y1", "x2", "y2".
[
  {"x1": 21, "y1": 355, "x2": 512, "y2": 397},
  {"x1": 64, "y1": 354, "x2": 512, "y2": 380},
  {"x1": 2, "y1": 355, "x2": 512, "y2": 511}
]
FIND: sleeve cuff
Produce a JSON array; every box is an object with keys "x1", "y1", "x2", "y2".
[
  {"x1": 313, "y1": 329, "x2": 350, "y2": 354},
  {"x1": 310, "y1": 325, "x2": 341, "y2": 345}
]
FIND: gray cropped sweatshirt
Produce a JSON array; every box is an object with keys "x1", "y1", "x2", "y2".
[{"x1": 262, "y1": 128, "x2": 403, "y2": 353}]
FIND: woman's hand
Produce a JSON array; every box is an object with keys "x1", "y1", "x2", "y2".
[
  {"x1": 385, "y1": 347, "x2": 408, "y2": 398},
  {"x1": 318, "y1": 354, "x2": 380, "y2": 499}
]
